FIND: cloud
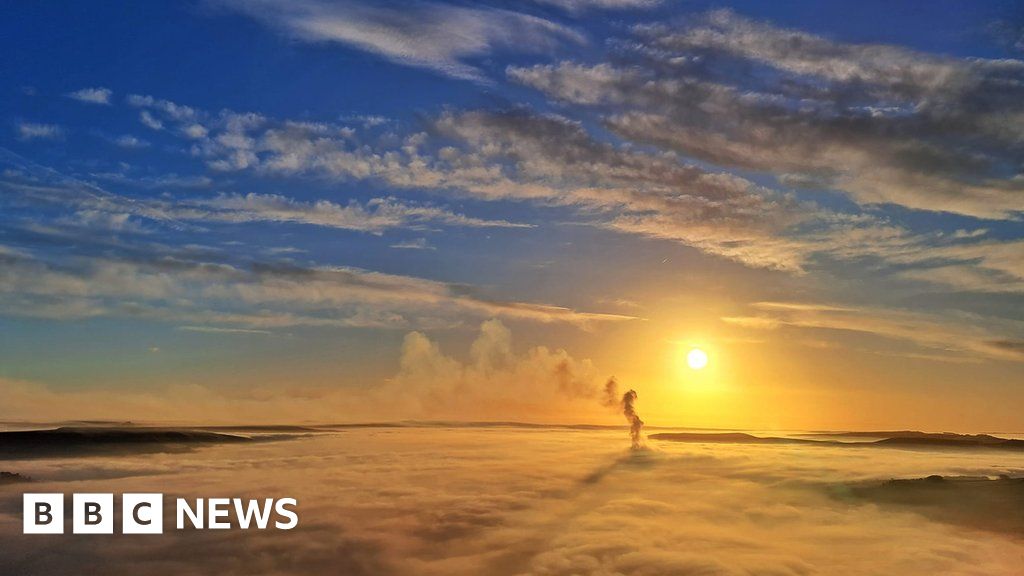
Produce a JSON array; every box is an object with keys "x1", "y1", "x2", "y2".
[
  {"x1": 138, "y1": 110, "x2": 163, "y2": 130},
  {"x1": 66, "y1": 87, "x2": 112, "y2": 105},
  {"x1": 184, "y1": 193, "x2": 532, "y2": 232},
  {"x1": 723, "y1": 301, "x2": 1024, "y2": 362},
  {"x1": 532, "y1": 0, "x2": 660, "y2": 13},
  {"x1": 9, "y1": 79, "x2": 1019, "y2": 366},
  {"x1": 390, "y1": 238, "x2": 433, "y2": 250},
  {"x1": 891, "y1": 239, "x2": 1024, "y2": 294},
  {"x1": 177, "y1": 325, "x2": 273, "y2": 335},
  {"x1": 0, "y1": 161, "x2": 530, "y2": 234},
  {"x1": 91, "y1": 171, "x2": 213, "y2": 189},
  {"x1": 0, "y1": 320, "x2": 615, "y2": 422},
  {"x1": 109, "y1": 91, "x2": 1024, "y2": 288},
  {"x1": 15, "y1": 122, "x2": 64, "y2": 140},
  {"x1": 112, "y1": 134, "x2": 149, "y2": 149},
  {"x1": 0, "y1": 247, "x2": 634, "y2": 329},
  {"x1": 113, "y1": 94, "x2": 825, "y2": 270},
  {"x1": 214, "y1": 0, "x2": 585, "y2": 81},
  {"x1": 509, "y1": 10, "x2": 1024, "y2": 219},
  {"x1": 191, "y1": 100, "x2": 823, "y2": 270},
  {"x1": 126, "y1": 94, "x2": 198, "y2": 120},
  {"x1": 380, "y1": 319, "x2": 615, "y2": 418},
  {"x1": 0, "y1": 424, "x2": 1022, "y2": 575}
]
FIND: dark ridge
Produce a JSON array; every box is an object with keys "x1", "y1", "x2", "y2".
[
  {"x1": 652, "y1": 431, "x2": 1024, "y2": 450},
  {"x1": 648, "y1": 432, "x2": 829, "y2": 444},
  {"x1": 0, "y1": 427, "x2": 253, "y2": 459},
  {"x1": 874, "y1": 436, "x2": 1024, "y2": 449},
  {"x1": 0, "y1": 420, "x2": 136, "y2": 430},
  {"x1": 801, "y1": 431, "x2": 1008, "y2": 443},
  {"x1": 0, "y1": 471, "x2": 31, "y2": 484},
  {"x1": 830, "y1": 475, "x2": 1024, "y2": 535},
  {"x1": 407, "y1": 421, "x2": 623, "y2": 430},
  {"x1": 321, "y1": 421, "x2": 628, "y2": 430},
  {"x1": 319, "y1": 422, "x2": 413, "y2": 429},
  {"x1": 195, "y1": 425, "x2": 321, "y2": 433}
]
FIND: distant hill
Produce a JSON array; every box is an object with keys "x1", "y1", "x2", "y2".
[
  {"x1": 651, "y1": 430, "x2": 1024, "y2": 450},
  {"x1": 0, "y1": 427, "x2": 254, "y2": 459},
  {"x1": 648, "y1": 432, "x2": 827, "y2": 444}
]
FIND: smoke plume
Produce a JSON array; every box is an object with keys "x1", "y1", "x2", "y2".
[
  {"x1": 621, "y1": 389, "x2": 644, "y2": 449},
  {"x1": 601, "y1": 377, "x2": 619, "y2": 409}
]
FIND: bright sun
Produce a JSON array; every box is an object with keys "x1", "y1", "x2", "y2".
[{"x1": 687, "y1": 348, "x2": 709, "y2": 370}]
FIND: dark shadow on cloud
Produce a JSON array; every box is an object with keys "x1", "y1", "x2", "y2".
[
  {"x1": 483, "y1": 449, "x2": 663, "y2": 575},
  {"x1": 830, "y1": 475, "x2": 1024, "y2": 536}
]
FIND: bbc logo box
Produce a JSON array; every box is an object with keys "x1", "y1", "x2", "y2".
[{"x1": 24, "y1": 493, "x2": 164, "y2": 535}]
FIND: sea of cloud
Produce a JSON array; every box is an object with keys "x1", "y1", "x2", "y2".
[{"x1": 2, "y1": 428, "x2": 1024, "y2": 575}]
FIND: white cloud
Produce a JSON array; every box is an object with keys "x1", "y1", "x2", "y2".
[
  {"x1": 187, "y1": 193, "x2": 532, "y2": 232},
  {"x1": 0, "y1": 165, "x2": 531, "y2": 234},
  {"x1": 66, "y1": 87, "x2": 113, "y2": 105},
  {"x1": 215, "y1": 0, "x2": 585, "y2": 81},
  {"x1": 138, "y1": 110, "x2": 163, "y2": 130},
  {"x1": 126, "y1": 94, "x2": 198, "y2": 120},
  {"x1": 15, "y1": 122, "x2": 64, "y2": 140},
  {"x1": 390, "y1": 238, "x2": 433, "y2": 250},
  {"x1": 182, "y1": 123, "x2": 208, "y2": 139},
  {"x1": 379, "y1": 319, "x2": 610, "y2": 417},
  {"x1": 533, "y1": 0, "x2": 660, "y2": 13},
  {"x1": 112, "y1": 134, "x2": 149, "y2": 149}
]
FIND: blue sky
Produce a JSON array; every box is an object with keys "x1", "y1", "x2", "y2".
[{"x1": 1, "y1": 0, "x2": 1023, "y2": 428}]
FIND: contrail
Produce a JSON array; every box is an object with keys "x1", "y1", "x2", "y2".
[{"x1": 0, "y1": 147, "x2": 190, "y2": 231}]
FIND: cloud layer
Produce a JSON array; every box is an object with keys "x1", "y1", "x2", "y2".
[{"x1": 1, "y1": 428, "x2": 1023, "y2": 575}]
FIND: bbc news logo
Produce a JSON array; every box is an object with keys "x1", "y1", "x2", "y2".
[{"x1": 23, "y1": 493, "x2": 298, "y2": 534}]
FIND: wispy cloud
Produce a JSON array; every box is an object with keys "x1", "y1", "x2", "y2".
[
  {"x1": 111, "y1": 134, "x2": 149, "y2": 149},
  {"x1": 723, "y1": 301, "x2": 1024, "y2": 362},
  {"x1": 177, "y1": 325, "x2": 273, "y2": 335},
  {"x1": 0, "y1": 159, "x2": 530, "y2": 235},
  {"x1": 0, "y1": 246, "x2": 635, "y2": 329},
  {"x1": 390, "y1": 238, "x2": 434, "y2": 250},
  {"x1": 509, "y1": 9, "x2": 1024, "y2": 219},
  {"x1": 533, "y1": 0, "x2": 660, "y2": 13},
  {"x1": 14, "y1": 122, "x2": 64, "y2": 140},
  {"x1": 214, "y1": 0, "x2": 585, "y2": 81},
  {"x1": 186, "y1": 193, "x2": 532, "y2": 232},
  {"x1": 111, "y1": 92, "x2": 1024, "y2": 287}
]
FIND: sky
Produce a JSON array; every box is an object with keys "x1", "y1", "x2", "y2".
[{"x1": 1, "y1": 0, "x2": 1023, "y2": 430}]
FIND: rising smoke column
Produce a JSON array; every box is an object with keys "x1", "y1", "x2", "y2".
[
  {"x1": 601, "y1": 377, "x2": 619, "y2": 409},
  {"x1": 621, "y1": 389, "x2": 644, "y2": 449}
]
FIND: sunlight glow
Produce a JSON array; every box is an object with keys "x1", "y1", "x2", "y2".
[{"x1": 687, "y1": 348, "x2": 709, "y2": 370}]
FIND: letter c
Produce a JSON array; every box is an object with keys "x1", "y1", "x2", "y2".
[{"x1": 133, "y1": 502, "x2": 152, "y2": 525}]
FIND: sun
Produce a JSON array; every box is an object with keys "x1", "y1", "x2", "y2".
[{"x1": 686, "y1": 348, "x2": 709, "y2": 370}]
